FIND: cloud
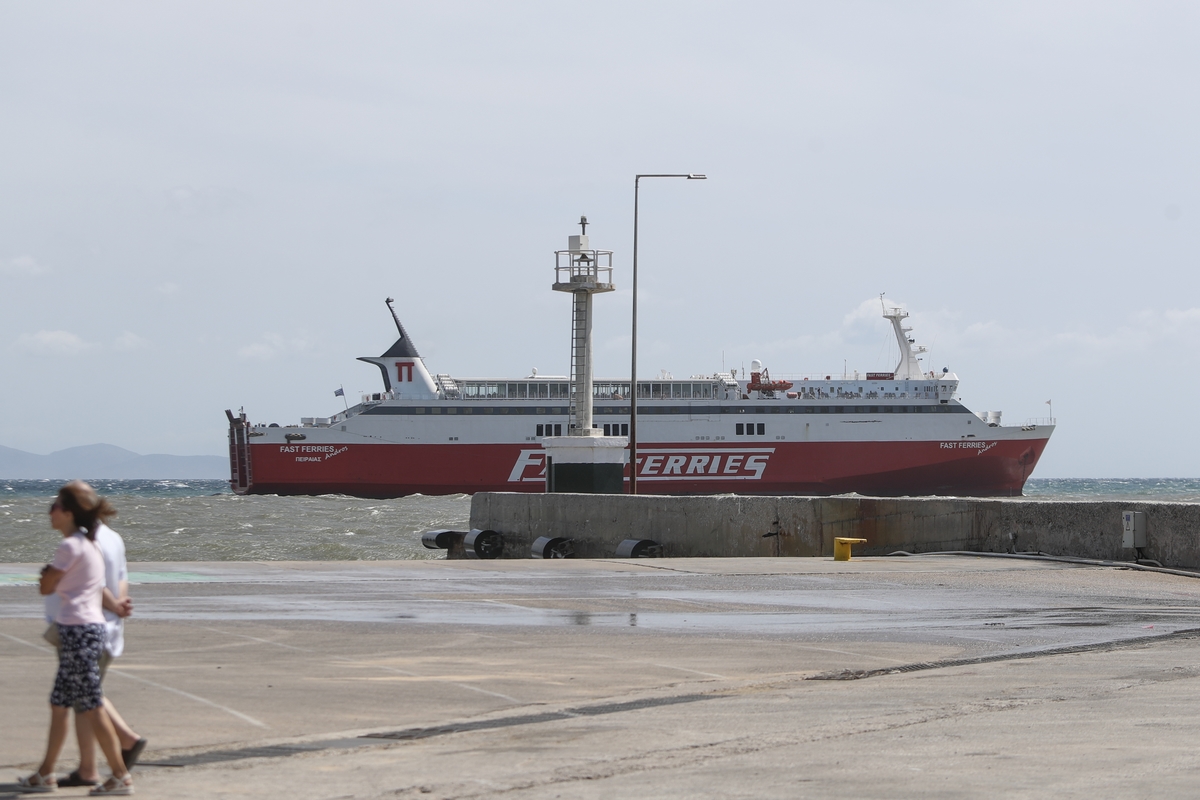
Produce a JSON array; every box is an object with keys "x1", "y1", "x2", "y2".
[
  {"x1": 842, "y1": 295, "x2": 897, "y2": 327},
  {"x1": 889, "y1": 305, "x2": 1200, "y2": 368},
  {"x1": 724, "y1": 295, "x2": 904, "y2": 364},
  {"x1": 1, "y1": 255, "x2": 50, "y2": 276},
  {"x1": 14, "y1": 330, "x2": 97, "y2": 356},
  {"x1": 114, "y1": 331, "x2": 150, "y2": 350},
  {"x1": 1046, "y1": 307, "x2": 1200, "y2": 357},
  {"x1": 237, "y1": 342, "x2": 275, "y2": 360},
  {"x1": 237, "y1": 332, "x2": 309, "y2": 360}
]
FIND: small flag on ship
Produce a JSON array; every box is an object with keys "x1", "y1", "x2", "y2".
[{"x1": 334, "y1": 387, "x2": 344, "y2": 397}]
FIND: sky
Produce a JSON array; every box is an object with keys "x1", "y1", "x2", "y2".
[{"x1": 1, "y1": 2, "x2": 1197, "y2": 478}]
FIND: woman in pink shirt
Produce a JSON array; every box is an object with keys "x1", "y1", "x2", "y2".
[{"x1": 19, "y1": 482, "x2": 133, "y2": 796}]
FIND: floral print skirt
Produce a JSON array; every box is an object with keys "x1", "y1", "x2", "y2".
[{"x1": 50, "y1": 623, "x2": 105, "y2": 712}]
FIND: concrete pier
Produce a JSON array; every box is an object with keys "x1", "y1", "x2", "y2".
[
  {"x1": 5, "y1": 557, "x2": 1200, "y2": 798},
  {"x1": 469, "y1": 492, "x2": 1200, "y2": 568}
]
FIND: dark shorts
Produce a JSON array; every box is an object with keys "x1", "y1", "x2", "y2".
[{"x1": 50, "y1": 623, "x2": 105, "y2": 712}]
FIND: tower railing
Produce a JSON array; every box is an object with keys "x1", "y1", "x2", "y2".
[{"x1": 554, "y1": 255, "x2": 613, "y2": 286}]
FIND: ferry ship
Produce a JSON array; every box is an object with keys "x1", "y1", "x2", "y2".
[{"x1": 226, "y1": 300, "x2": 1054, "y2": 498}]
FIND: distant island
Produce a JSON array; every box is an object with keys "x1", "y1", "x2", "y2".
[{"x1": 0, "y1": 444, "x2": 227, "y2": 479}]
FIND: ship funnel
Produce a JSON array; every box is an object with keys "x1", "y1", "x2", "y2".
[{"x1": 357, "y1": 299, "x2": 439, "y2": 398}]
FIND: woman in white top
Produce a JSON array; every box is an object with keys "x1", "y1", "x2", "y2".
[{"x1": 19, "y1": 481, "x2": 134, "y2": 796}]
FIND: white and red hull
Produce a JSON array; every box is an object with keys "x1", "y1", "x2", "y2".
[
  {"x1": 229, "y1": 400, "x2": 1052, "y2": 498},
  {"x1": 227, "y1": 302, "x2": 1054, "y2": 499},
  {"x1": 233, "y1": 438, "x2": 1048, "y2": 498}
]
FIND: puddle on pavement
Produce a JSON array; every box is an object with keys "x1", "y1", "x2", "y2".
[{"x1": 129, "y1": 571, "x2": 220, "y2": 584}]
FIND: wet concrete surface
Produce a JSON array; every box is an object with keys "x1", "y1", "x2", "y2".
[{"x1": 3, "y1": 556, "x2": 1200, "y2": 798}]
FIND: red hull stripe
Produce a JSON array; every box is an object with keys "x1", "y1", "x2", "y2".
[{"x1": 239, "y1": 439, "x2": 1050, "y2": 499}]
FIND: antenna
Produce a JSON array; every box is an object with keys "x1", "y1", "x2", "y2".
[
  {"x1": 384, "y1": 297, "x2": 404, "y2": 337},
  {"x1": 579, "y1": 215, "x2": 588, "y2": 235}
]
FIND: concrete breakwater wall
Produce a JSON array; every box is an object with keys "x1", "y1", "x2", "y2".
[{"x1": 468, "y1": 493, "x2": 1200, "y2": 568}]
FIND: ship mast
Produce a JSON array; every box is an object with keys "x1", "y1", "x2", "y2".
[{"x1": 880, "y1": 295, "x2": 927, "y2": 380}]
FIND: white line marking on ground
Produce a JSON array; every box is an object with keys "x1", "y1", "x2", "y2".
[
  {"x1": 0, "y1": 631, "x2": 52, "y2": 653},
  {"x1": 466, "y1": 632, "x2": 532, "y2": 646},
  {"x1": 586, "y1": 650, "x2": 727, "y2": 679},
  {"x1": 107, "y1": 669, "x2": 270, "y2": 729},
  {"x1": 0, "y1": 631, "x2": 269, "y2": 729},
  {"x1": 647, "y1": 664, "x2": 727, "y2": 679},
  {"x1": 347, "y1": 662, "x2": 522, "y2": 703},
  {"x1": 199, "y1": 626, "x2": 523, "y2": 705},
  {"x1": 786, "y1": 644, "x2": 912, "y2": 664},
  {"x1": 199, "y1": 627, "x2": 308, "y2": 651}
]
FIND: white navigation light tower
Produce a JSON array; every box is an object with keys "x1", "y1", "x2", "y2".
[
  {"x1": 542, "y1": 216, "x2": 627, "y2": 494},
  {"x1": 553, "y1": 215, "x2": 615, "y2": 436}
]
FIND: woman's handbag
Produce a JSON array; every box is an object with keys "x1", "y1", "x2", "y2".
[{"x1": 42, "y1": 623, "x2": 60, "y2": 648}]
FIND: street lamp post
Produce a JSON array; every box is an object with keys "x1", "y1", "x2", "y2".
[{"x1": 629, "y1": 173, "x2": 706, "y2": 495}]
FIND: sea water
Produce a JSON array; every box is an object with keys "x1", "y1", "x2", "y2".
[
  {"x1": 0, "y1": 480, "x2": 468, "y2": 563},
  {"x1": 2, "y1": 478, "x2": 1198, "y2": 563}
]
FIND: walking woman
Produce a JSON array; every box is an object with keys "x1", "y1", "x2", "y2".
[{"x1": 19, "y1": 481, "x2": 133, "y2": 796}]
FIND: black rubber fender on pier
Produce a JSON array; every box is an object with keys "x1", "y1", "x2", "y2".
[
  {"x1": 464, "y1": 528, "x2": 505, "y2": 559},
  {"x1": 615, "y1": 539, "x2": 663, "y2": 558},
  {"x1": 421, "y1": 529, "x2": 466, "y2": 550},
  {"x1": 531, "y1": 536, "x2": 574, "y2": 559}
]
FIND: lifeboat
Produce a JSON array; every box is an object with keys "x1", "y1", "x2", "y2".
[{"x1": 746, "y1": 362, "x2": 793, "y2": 393}]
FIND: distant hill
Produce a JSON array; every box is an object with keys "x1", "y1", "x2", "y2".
[{"x1": 0, "y1": 444, "x2": 227, "y2": 479}]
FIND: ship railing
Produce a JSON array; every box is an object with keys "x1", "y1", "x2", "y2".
[
  {"x1": 360, "y1": 392, "x2": 393, "y2": 405},
  {"x1": 460, "y1": 381, "x2": 573, "y2": 400},
  {"x1": 1022, "y1": 417, "x2": 1056, "y2": 428},
  {"x1": 635, "y1": 381, "x2": 719, "y2": 400},
  {"x1": 775, "y1": 372, "x2": 950, "y2": 388}
]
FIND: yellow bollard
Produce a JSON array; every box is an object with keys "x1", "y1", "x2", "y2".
[{"x1": 833, "y1": 537, "x2": 867, "y2": 561}]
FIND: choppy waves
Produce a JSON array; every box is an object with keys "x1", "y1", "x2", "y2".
[
  {"x1": 1, "y1": 481, "x2": 469, "y2": 562},
  {"x1": 1021, "y1": 478, "x2": 1200, "y2": 503}
]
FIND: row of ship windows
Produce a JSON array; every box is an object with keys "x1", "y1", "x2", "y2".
[
  {"x1": 531, "y1": 423, "x2": 764, "y2": 438},
  {"x1": 456, "y1": 382, "x2": 950, "y2": 400},
  {"x1": 459, "y1": 382, "x2": 718, "y2": 400},
  {"x1": 368, "y1": 404, "x2": 962, "y2": 417}
]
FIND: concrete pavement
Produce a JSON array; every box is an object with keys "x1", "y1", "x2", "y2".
[{"x1": 3, "y1": 556, "x2": 1200, "y2": 797}]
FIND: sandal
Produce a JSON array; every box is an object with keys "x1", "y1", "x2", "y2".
[
  {"x1": 88, "y1": 774, "x2": 133, "y2": 796},
  {"x1": 120, "y1": 738, "x2": 147, "y2": 771},
  {"x1": 16, "y1": 771, "x2": 57, "y2": 792},
  {"x1": 60, "y1": 770, "x2": 99, "y2": 787}
]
